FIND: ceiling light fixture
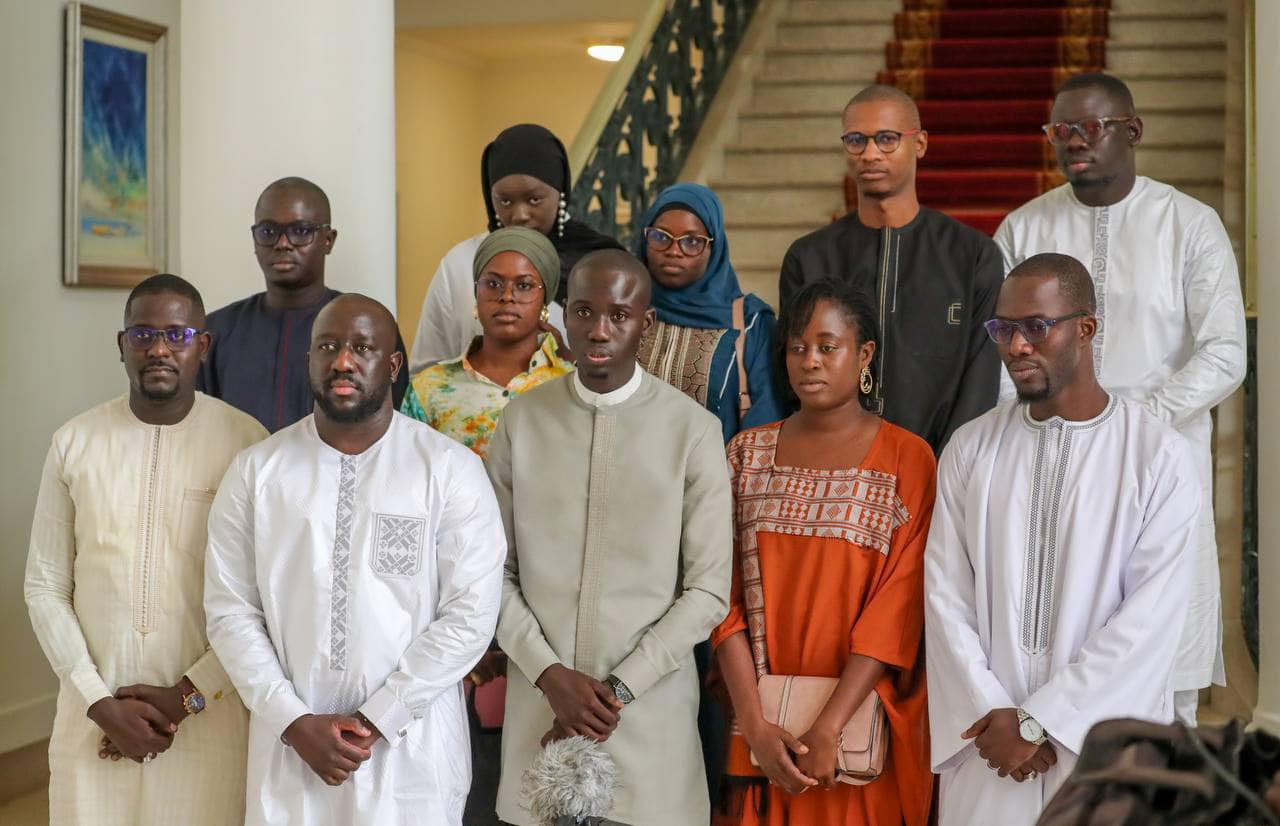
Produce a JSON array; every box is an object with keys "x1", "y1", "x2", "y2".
[{"x1": 587, "y1": 43, "x2": 625, "y2": 62}]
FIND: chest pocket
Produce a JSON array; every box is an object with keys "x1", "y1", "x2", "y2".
[
  {"x1": 370, "y1": 513, "x2": 427, "y2": 578},
  {"x1": 177, "y1": 488, "x2": 216, "y2": 559}
]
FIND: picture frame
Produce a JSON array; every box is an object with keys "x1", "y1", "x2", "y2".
[{"x1": 63, "y1": 2, "x2": 168, "y2": 287}]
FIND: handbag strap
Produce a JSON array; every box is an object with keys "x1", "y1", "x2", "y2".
[{"x1": 732, "y1": 296, "x2": 751, "y2": 420}]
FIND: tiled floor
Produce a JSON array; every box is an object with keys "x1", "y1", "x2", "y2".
[{"x1": 0, "y1": 787, "x2": 47, "y2": 825}]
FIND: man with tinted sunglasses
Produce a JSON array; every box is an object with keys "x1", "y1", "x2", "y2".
[
  {"x1": 26, "y1": 274, "x2": 266, "y2": 826},
  {"x1": 779, "y1": 84, "x2": 1004, "y2": 454},
  {"x1": 197, "y1": 176, "x2": 408, "y2": 432},
  {"x1": 994, "y1": 72, "x2": 1246, "y2": 723}
]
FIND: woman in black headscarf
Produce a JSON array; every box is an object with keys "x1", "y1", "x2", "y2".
[{"x1": 408, "y1": 124, "x2": 623, "y2": 373}]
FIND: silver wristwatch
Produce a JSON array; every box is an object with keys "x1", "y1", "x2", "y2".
[
  {"x1": 1016, "y1": 708, "x2": 1047, "y2": 745},
  {"x1": 606, "y1": 675, "x2": 635, "y2": 705}
]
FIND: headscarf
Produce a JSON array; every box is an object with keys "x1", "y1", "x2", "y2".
[
  {"x1": 472, "y1": 226, "x2": 561, "y2": 303},
  {"x1": 480, "y1": 123, "x2": 624, "y2": 304},
  {"x1": 634, "y1": 182, "x2": 759, "y2": 329}
]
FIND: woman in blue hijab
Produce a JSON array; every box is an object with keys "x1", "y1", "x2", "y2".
[{"x1": 634, "y1": 183, "x2": 782, "y2": 443}]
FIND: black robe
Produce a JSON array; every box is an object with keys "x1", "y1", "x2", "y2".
[
  {"x1": 779, "y1": 207, "x2": 1003, "y2": 453},
  {"x1": 197, "y1": 288, "x2": 409, "y2": 433}
]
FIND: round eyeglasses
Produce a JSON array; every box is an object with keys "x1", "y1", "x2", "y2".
[
  {"x1": 122, "y1": 325, "x2": 204, "y2": 349},
  {"x1": 983, "y1": 312, "x2": 1088, "y2": 345},
  {"x1": 840, "y1": 129, "x2": 923, "y2": 155},
  {"x1": 644, "y1": 227, "x2": 713, "y2": 257},
  {"x1": 250, "y1": 221, "x2": 331, "y2": 247},
  {"x1": 1041, "y1": 117, "x2": 1135, "y2": 146},
  {"x1": 475, "y1": 276, "x2": 545, "y2": 304}
]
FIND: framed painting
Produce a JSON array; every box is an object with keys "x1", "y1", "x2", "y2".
[{"x1": 63, "y1": 3, "x2": 168, "y2": 287}]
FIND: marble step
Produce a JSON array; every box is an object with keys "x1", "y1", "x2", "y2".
[
  {"x1": 735, "y1": 107, "x2": 1225, "y2": 149},
  {"x1": 762, "y1": 46, "x2": 882, "y2": 83},
  {"x1": 784, "y1": 0, "x2": 899, "y2": 24},
  {"x1": 748, "y1": 72, "x2": 1226, "y2": 115},
  {"x1": 1111, "y1": 13, "x2": 1226, "y2": 46}
]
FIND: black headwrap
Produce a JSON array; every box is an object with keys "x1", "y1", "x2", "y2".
[{"x1": 480, "y1": 123, "x2": 625, "y2": 304}]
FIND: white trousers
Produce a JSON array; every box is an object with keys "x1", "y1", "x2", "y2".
[
  {"x1": 1174, "y1": 688, "x2": 1201, "y2": 725},
  {"x1": 938, "y1": 745, "x2": 1080, "y2": 826}
]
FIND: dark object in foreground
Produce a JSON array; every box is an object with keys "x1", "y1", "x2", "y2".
[{"x1": 1038, "y1": 718, "x2": 1280, "y2": 826}]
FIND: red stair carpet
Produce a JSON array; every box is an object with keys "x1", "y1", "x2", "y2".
[{"x1": 844, "y1": 0, "x2": 1111, "y2": 235}]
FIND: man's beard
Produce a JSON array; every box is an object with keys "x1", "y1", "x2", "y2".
[
  {"x1": 138, "y1": 376, "x2": 180, "y2": 402},
  {"x1": 311, "y1": 379, "x2": 388, "y2": 423}
]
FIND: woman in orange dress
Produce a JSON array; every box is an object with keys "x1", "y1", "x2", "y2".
[{"x1": 713, "y1": 278, "x2": 936, "y2": 826}]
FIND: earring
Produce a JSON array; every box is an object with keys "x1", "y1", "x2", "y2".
[
  {"x1": 539, "y1": 305, "x2": 550, "y2": 323},
  {"x1": 859, "y1": 366, "x2": 873, "y2": 395},
  {"x1": 495, "y1": 217, "x2": 503, "y2": 228},
  {"x1": 472, "y1": 304, "x2": 479, "y2": 320},
  {"x1": 557, "y1": 194, "x2": 569, "y2": 238}
]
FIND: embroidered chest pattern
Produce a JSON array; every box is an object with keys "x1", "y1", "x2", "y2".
[
  {"x1": 329, "y1": 455, "x2": 358, "y2": 671},
  {"x1": 372, "y1": 514, "x2": 426, "y2": 577},
  {"x1": 637, "y1": 320, "x2": 726, "y2": 406},
  {"x1": 730, "y1": 426, "x2": 909, "y2": 677},
  {"x1": 1090, "y1": 206, "x2": 1110, "y2": 377}
]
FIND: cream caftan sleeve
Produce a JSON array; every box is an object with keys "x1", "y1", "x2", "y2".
[
  {"x1": 25, "y1": 443, "x2": 113, "y2": 710},
  {"x1": 204, "y1": 454, "x2": 312, "y2": 739},
  {"x1": 356, "y1": 451, "x2": 506, "y2": 743},
  {"x1": 609, "y1": 418, "x2": 732, "y2": 698}
]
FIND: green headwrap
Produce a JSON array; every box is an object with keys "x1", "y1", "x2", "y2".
[{"x1": 472, "y1": 226, "x2": 560, "y2": 303}]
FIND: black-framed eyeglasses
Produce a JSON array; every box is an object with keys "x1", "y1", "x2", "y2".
[
  {"x1": 475, "y1": 276, "x2": 545, "y2": 304},
  {"x1": 840, "y1": 128, "x2": 923, "y2": 155},
  {"x1": 983, "y1": 312, "x2": 1087, "y2": 345},
  {"x1": 1041, "y1": 117, "x2": 1135, "y2": 146},
  {"x1": 122, "y1": 325, "x2": 204, "y2": 349},
  {"x1": 250, "y1": 221, "x2": 331, "y2": 247},
  {"x1": 643, "y1": 227, "x2": 713, "y2": 257}
]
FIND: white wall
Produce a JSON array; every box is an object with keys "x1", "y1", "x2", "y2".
[
  {"x1": 179, "y1": 0, "x2": 397, "y2": 313},
  {"x1": 0, "y1": 0, "x2": 396, "y2": 755},
  {"x1": 0, "y1": 0, "x2": 182, "y2": 754},
  {"x1": 1252, "y1": 0, "x2": 1280, "y2": 734}
]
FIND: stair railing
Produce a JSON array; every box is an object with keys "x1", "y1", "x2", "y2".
[{"x1": 567, "y1": 0, "x2": 761, "y2": 245}]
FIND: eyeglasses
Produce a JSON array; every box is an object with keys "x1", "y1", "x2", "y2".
[
  {"x1": 643, "y1": 227, "x2": 714, "y2": 257},
  {"x1": 122, "y1": 325, "x2": 204, "y2": 349},
  {"x1": 475, "y1": 276, "x2": 545, "y2": 304},
  {"x1": 840, "y1": 129, "x2": 923, "y2": 155},
  {"x1": 983, "y1": 312, "x2": 1087, "y2": 345},
  {"x1": 1041, "y1": 117, "x2": 1135, "y2": 146},
  {"x1": 250, "y1": 221, "x2": 331, "y2": 247}
]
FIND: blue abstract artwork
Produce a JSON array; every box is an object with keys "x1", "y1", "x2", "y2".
[{"x1": 80, "y1": 38, "x2": 149, "y2": 264}]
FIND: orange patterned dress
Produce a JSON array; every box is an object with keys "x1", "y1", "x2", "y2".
[{"x1": 712, "y1": 420, "x2": 936, "y2": 826}]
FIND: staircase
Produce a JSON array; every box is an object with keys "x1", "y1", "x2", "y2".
[{"x1": 702, "y1": 0, "x2": 1228, "y2": 309}]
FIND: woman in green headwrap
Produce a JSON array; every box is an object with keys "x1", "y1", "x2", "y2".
[{"x1": 401, "y1": 226, "x2": 572, "y2": 459}]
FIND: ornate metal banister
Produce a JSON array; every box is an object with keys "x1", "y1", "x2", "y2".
[{"x1": 569, "y1": 0, "x2": 761, "y2": 245}]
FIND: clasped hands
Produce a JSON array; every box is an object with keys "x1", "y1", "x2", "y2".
[
  {"x1": 740, "y1": 714, "x2": 846, "y2": 795},
  {"x1": 535, "y1": 664, "x2": 624, "y2": 747},
  {"x1": 284, "y1": 712, "x2": 383, "y2": 787},
  {"x1": 963, "y1": 708, "x2": 1057, "y2": 782},
  {"x1": 89, "y1": 677, "x2": 194, "y2": 764}
]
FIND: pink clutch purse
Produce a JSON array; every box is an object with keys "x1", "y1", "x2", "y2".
[{"x1": 750, "y1": 674, "x2": 888, "y2": 785}]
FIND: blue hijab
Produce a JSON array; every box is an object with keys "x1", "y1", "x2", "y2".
[{"x1": 635, "y1": 183, "x2": 765, "y2": 330}]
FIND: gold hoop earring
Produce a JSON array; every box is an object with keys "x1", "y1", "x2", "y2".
[
  {"x1": 539, "y1": 305, "x2": 550, "y2": 323},
  {"x1": 859, "y1": 366, "x2": 873, "y2": 395},
  {"x1": 472, "y1": 304, "x2": 479, "y2": 320}
]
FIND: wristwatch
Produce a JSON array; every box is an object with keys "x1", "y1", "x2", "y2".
[
  {"x1": 1016, "y1": 708, "x2": 1046, "y2": 745},
  {"x1": 181, "y1": 686, "x2": 206, "y2": 716},
  {"x1": 606, "y1": 675, "x2": 635, "y2": 705}
]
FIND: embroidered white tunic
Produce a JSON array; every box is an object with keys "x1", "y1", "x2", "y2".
[
  {"x1": 924, "y1": 397, "x2": 1200, "y2": 826},
  {"x1": 204, "y1": 412, "x2": 506, "y2": 826},
  {"x1": 994, "y1": 178, "x2": 1246, "y2": 690},
  {"x1": 408, "y1": 232, "x2": 567, "y2": 374},
  {"x1": 25, "y1": 393, "x2": 266, "y2": 826}
]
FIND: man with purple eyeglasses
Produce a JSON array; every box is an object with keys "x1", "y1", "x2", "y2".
[
  {"x1": 198, "y1": 177, "x2": 408, "y2": 433},
  {"x1": 26, "y1": 274, "x2": 266, "y2": 825},
  {"x1": 995, "y1": 72, "x2": 1246, "y2": 723}
]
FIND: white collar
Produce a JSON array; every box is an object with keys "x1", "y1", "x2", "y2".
[{"x1": 573, "y1": 365, "x2": 643, "y2": 408}]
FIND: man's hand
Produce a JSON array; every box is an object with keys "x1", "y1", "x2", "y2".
[
  {"x1": 115, "y1": 677, "x2": 194, "y2": 730},
  {"x1": 469, "y1": 650, "x2": 508, "y2": 686},
  {"x1": 796, "y1": 725, "x2": 842, "y2": 790},
  {"x1": 539, "y1": 720, "x2": 572, "y2": 747},
  {"x1": 1009, "y1": 741, "x2": 1058, "y2": 782},
  {"x1": 87, "y1": 697, "x2": 176, "y2": 761},
  {"x1": 534, "y1": 664, "x2": 623, "y2": 742},
  {"x1": 284, "y1": 714, "x2": 373, "y2": 786},
  {"x1": 740, "y1": 717, "x2": 819, "y2": 796},
  {"x1": 341, "y1": 713, "x2": 384, "y2": 752},
  {"x1": 963, "y1": 708, "x2": 1040, "y2": 778}
]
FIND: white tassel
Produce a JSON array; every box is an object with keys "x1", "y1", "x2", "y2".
[{"x1": 521, "y1": 735, "x2": 618, "y2": 825}]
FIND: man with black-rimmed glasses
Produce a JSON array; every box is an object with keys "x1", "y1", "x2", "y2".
[
  {"x1": 994, "y1": 72, "x2": 1246, "y2": 723},
  {"x1": 197, "y1": 176, "x2": 407, "y2": 432}
]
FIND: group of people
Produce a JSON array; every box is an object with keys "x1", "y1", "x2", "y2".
[{"x1": 24, "y1": 71, "x2": 1245, "y2": 826}]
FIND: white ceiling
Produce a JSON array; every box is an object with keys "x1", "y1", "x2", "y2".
[{"x1": 395, "y1": 0, "x2": 649, "y2": 29}]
